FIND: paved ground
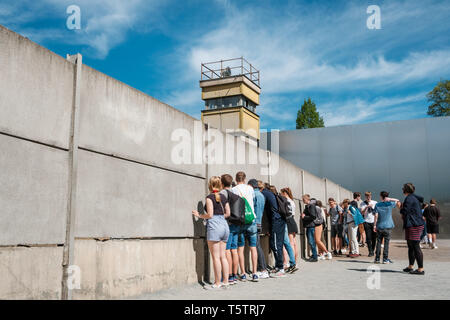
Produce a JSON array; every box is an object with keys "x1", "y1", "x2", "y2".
[{"x1": 135, "y1": 240, "x2": 450, "y2": 300}]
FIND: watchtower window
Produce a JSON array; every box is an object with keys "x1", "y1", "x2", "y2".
[{"x1": 205, "y1": 95, "x2": 257, "y2": 111}]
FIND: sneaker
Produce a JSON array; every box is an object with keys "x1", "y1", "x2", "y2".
[
  {"x1": 326, "y1": 252, "x2": 333, "y2": 260},
  {"x1": 433, "y1": 243, "x2": 438, "y2": 249},
  {"x1": 374, "y1": 259, "x2": 380, "y2": 264},
  {"x1": 332, "y1": 250, "x2": 338, "y2": 255},
  {"x1": 287, "y1": 265, "x2": 299, "y2": 274},
  {"x1": 318, "y1": 254, "x2": 326, "y2": 261},
  {"x1": 204, "y1": 284, "x2": 222, "y2": 290},
  {"x1": 221, "y1": 283, "x2": 230, "y2": 290},
  {"x1": 368, "y1": 252, "x2": 374, "y2": 257},
  {"x1": 349, "y1": 253, "x2": 359, "y2": 258},
  {"x1": 383, "y1": 258, "x2": 393, "y2": 264},
  {"x1": 338, "y1": 250, "x2": 343, "y2": 256},
  {"x1": 270, "y1": 269, "x2": 286, "y2": 278},
  {"x1": 228, "y1": 275, "x2": 236, "y2": 285},
  {"x1": 410, "y1": 269, "x2": 425, "y2": 275},
  {"x1": 307, "y1": 257, "x2": 318, "y2": 262},
  {"x1": 238, "y1": 274, "x2": 247, "y2": 282},
  {"x1": 289, "y1": 265, "x2": 298, "y2": 274},
  {"x1": 403, "y1": 267, "x2": 413, "y2": 273},
  {"x1": 251, "y1": 274, "x2": 259, "y2": 282},
  {"x1": 259, "y1": 271, "x2": 270, "y2": 279}
]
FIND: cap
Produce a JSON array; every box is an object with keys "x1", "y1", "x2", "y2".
[{"x1": 248, "y1": 179, "x2": 258, "y2": 188}]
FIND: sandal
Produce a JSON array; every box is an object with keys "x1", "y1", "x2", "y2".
[{"x1": 403, "y1": 267, "x2": 413, "y2": 273}]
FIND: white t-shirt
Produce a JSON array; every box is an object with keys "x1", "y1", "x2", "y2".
[
  {"x1": 320, "y1": 208, "x2": 326, "y2": 221},
  {"x1": 287, "y1": 198, "x2": 295, "y2": 217},
  {"x1": 232, "y1": 184, "x2": 255, "y2": 217},
  {"x1": 360, "y1": 200, "x2": 377, "y2": 223}
]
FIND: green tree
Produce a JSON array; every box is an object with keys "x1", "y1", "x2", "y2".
[
  {"x1": 296, "y1": 98, "x2": 325, "y2": 129},
  {"x1": 427, "y1": 80, "x2": 450, "y2": 117}
]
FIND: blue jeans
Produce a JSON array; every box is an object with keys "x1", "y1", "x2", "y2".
[
  {"x1": 307, "y1": 227, "x2": 317, "y2": 259},
  {"x1": 271, "y1": 217, "x2": 286, "y2": 269},
  {"x1": 420, "y1": 221, "x2": 428, "y2": 241},
  {"x1": 284, "y1": 225, "x2": 295, "y2": 266}
]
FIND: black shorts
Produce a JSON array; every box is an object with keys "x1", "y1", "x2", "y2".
[
  {"x1": 426, "y1": 223, "x2": 439, "y2": 234},
  {"x1": 331, "y1": 224, "x2": 344, "y2": 238},
  {"x1": 286, "y1": 216, "x2": 299, "y2": 234}
]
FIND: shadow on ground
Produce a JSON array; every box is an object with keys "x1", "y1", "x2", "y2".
[{"x1": 347, "y1": 268, "x2": 406, "y2": 274}]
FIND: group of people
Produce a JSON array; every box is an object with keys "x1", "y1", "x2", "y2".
[
  {"x1": 192, "y1": 175, "x2": 442, "y2": 290},
  {"x1": 303, "y1": 184, "x2": 441, "y2": 275},
  {"x1": 192, "y1": 171, "x2": 300, "y2": 290}
]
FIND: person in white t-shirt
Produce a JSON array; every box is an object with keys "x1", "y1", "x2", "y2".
[
  {"x1": 231, "y1": 171, "x2": 258, "y2": 282},
  {"x1": 281, "y1": 187, "x2": 299, "y2": 268},
  {"x1": 360, "y1": 191, "x2": 378, "y2": 257}
]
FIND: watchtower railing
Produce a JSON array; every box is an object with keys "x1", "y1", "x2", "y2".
[{"x1": 201, "y1": 57, "x2": 260, "y2": 87}]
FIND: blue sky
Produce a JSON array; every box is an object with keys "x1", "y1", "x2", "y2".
[{"x1": 1, "y1": 0, "x2": 449, "y2": 130}]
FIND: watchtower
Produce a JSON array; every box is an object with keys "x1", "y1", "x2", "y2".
[{"x1": 200, "y1": 57, "x2": 261, "y2": 142}]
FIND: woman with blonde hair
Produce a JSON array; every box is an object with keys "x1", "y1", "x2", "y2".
[{"x1": 192, "y1": 176, "x2": 231, "y2": 289}]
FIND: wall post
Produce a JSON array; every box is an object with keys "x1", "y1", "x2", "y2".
[{"x1": 61, "y1": 53, "x2": 82, "y2": 300}]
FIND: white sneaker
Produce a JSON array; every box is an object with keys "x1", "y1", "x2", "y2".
[
  {"x1": 221, "y1": 283, "x2": 230, "y2": 290},
  {"x1": 259, "y1": 271, "x2": 270, "y2": 279},
  {"x1": 269, "y1": 269, "x2": 286, "y2": 278},
  {"x1": 326, "y1": 252, "x2": 333, "y2": 260},
  {"x1": 341, "y1": 248, "x2": 347, "y2": 254},
  {"x1": 204, "y1": 284, "x2": 222, "y2": 290},
  {"x1": 318, "y1": 254, "x2": 326, "y2": 260},
  {"x1": 433, "y1": 243, "x2": 438, "y2": 249}
]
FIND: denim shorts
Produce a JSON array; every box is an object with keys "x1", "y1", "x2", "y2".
[
  {"x1": 226, "y1": 224, "x2": 241, "y2": 250},
  {"x1": 237, "y1": 222, "x2": 257, "y2": 248},
  {"x1": 206, "y1": 215, "x2": 230, "y2": 242}
]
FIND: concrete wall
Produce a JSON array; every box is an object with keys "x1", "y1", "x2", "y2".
[
  {"x1": 265, "y1": 117, "x2": 450, "y2": 238},
  {"x1": 0, "y1": 25, "x2": 73, "y2": 149},
  {"x1": 0, "y1": 135, "x2": 68, "y2": 245},
  {"x1": 0, "y1": 24, "x2": 352, "y2": 299}
]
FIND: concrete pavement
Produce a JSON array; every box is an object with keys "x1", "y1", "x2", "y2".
[{"x1": 134, "y1": 240, "x2": 450, "y2": 300}]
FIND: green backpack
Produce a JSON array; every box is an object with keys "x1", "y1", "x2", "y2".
[
  {"x1": 243, "y1": 197, "x2": 255, "y2": 224},
  {"x1": 237, "y1": 189, "x2": 255, "y2": 225}
]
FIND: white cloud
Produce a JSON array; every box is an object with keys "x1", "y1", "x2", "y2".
[
  {"x1": 1, "y1": 0, "x2": 168, "y2": 59},
  {"x1": 181, "y1": 2, "x2": 450, "y2": 95},
  {"x1": 162, "y1": 0, "x2": 449, "y2": 129},
  {"x1": 320, "y1": 92, "x2": 427, "y2": 127}
]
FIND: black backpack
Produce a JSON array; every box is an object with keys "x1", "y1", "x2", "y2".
[
  {"x1": 275, "y1": 194, "x2": 291, "y2": 220},
  {"x1": 226, "y1": 190, "x2": 246, "y2": 226}
]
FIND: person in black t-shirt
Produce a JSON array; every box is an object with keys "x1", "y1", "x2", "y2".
[{"x1": 423, "y1": 198, "x2": 441, "y2": 249}]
